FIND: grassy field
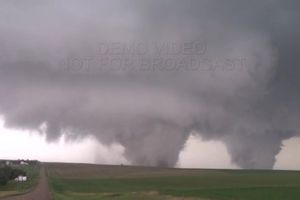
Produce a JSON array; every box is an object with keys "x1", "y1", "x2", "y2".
[
  {"x1": 46, "y1": 163, "x2": 300, "y2": 200},
  {"x1": 0, "y1": 163, "x2": 40, "y2": 198}
]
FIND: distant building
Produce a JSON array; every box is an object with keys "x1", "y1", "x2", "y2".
[
  {"x1": 20, "y1": 161, "x2": 29, "y2": 165},
  {"x1": 14, "y1": 176, "x2": 27, "y2": 182}
]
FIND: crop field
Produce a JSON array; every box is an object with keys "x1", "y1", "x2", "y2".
[
  {"x1": 0, "y1": 163, "x2": 40, "y2": 198},
  {"x1": 46, "y1": 163, "x2": 300, "y2": 200}
]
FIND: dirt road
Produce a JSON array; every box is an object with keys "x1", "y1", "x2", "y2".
[{"x1": 3, "y1": 169, "x2": 52, "y2": 200}]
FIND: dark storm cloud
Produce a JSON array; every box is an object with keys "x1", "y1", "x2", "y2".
[{"x1": 0, "y1": 0, "x2": 299, "y2": 168}]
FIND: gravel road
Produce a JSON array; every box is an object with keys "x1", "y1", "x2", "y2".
[{"x1": 2, "y1": 169, "x2": 52, "y2": 200}]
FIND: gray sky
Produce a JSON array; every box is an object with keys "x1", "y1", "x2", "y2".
[{"x1": 0, "y1": 0, "x2": 300, "y2": 169}]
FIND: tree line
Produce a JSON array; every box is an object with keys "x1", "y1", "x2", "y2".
[{"x1": 0, "y1": 166, "x2": 26, "y2": 186}]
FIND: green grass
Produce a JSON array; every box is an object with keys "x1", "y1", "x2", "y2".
[
  {"x1": 0, "y1": 163, "x2": 40, "y2": 198},
  {"x1": 46, "y1": 163, "x2": 300, "y2": 200}
]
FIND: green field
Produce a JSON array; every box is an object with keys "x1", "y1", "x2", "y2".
[
  {"x1": 46, "y1": 163, "x2": 300, "y2": 200},
  {"x1": 0, "y1": 163, "x2": 40, "y2": 198}
]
